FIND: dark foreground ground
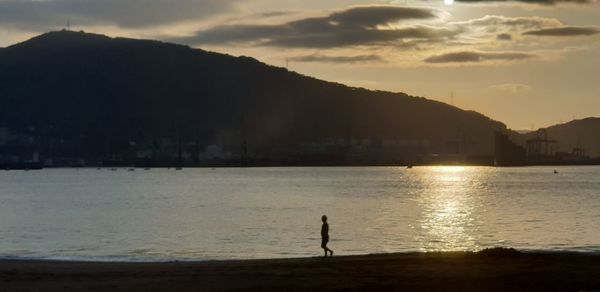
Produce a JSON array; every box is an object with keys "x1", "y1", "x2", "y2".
[{"x1": 1, "y1": 250, "x2": 600, "y2": 291}]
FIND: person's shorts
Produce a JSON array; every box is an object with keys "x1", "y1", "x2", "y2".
[{"x1": 321, "y1": 236, "x2": 329, "y2": 248}]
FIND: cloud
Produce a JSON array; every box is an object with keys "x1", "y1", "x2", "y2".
[
  {"x1": 424, "y1": 51, "x2": 535, "y2": 63},
  {"x1": 447, "y1": 15, "x2": 600, "y2": 42},
  {"x1": 0, "y1": 0, "x2": 237, "y2": 30},
  {"x1": 523, "y1": 26, "x2": 600, "y2": 36},
  {"x1": 488, "y1": 83, "x2": 532, "y2": 92},
  {"x1": 497, "y1": 33, "x2": 512, "y2": 40},
  {"x1": 173, "y1": 6, "x2": 456, "y2": 48},
  {"x1": 172, "y1": 10, "x2": 595, "y2": 67},
  {"x1": 453, "y1": 0, "x2": 597, "y2": 4},
  {"x1": 263, "y1": 27, "x2": 459, "y2": 48},
  {"x1": 325, "y1": 6, "x2": 435, "y2": 27},
  {"x1": 451, "y1": 15, "x2": 563, "y2": 30},
  {"x1": 446, "y1": 15, "x2": 564, "y2": 43},
  {"x1": 289, "y1": 54, "x2": 385, "y2": 64},
  {"x1": 257, "y1": 11, "x2": 296, "y2": 18}
]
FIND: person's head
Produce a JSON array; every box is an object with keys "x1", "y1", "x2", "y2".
[{"x1": 322, "y1": 215, "x2": 328, "y2": 222}]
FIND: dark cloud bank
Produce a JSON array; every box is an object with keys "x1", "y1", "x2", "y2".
[
  {"x1": 497, "y1": 33, "x2": 513, "y2": 40},
  {"x1": 454, "y1": 0, "x2": 596, "y2": 4},
  {"x1": 524, "y1": 26, "x2": 600, "y2": 36},
  {"x1": 290, "y1": 54, "x2": 384, "y2": 64},
  {"x1": 425, "y1": 51, "x2": 535, "y2": 63},
  {"x1": 175, "y1": 6, "x2": 460, "y2": 48},
  {"x1": 460, "y1": 15, "x2": 562, "y2": 30}
]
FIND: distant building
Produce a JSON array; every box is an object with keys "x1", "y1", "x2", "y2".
[
  {"x1": 494, "y1": 131, "x2": 526, "y2": 166},
  {"x1": 0, "y1": 128, "x2": 6, "y2": 146},
  {"x1": 136, "y1": 150, "x2": 153, "y2": 159},
  {"x1": 203, "y1": 145, "x2": 230, "y2": 160},
  {"x1": 555, "y1": 146, "x2": 590, "y2": 162}
]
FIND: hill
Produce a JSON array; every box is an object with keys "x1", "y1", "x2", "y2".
[
  {"x1": 0, "y1": 30, "x2": 509, "y2": 166},
  {"x1": 519, "y1": 118, "x2": 600, "y2": 158}
]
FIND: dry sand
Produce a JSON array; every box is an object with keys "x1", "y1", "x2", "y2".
[{"x1": 1, "y1": 250, "x2": 600, "y2": 291}]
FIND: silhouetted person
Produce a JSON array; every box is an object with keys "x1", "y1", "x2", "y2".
[{"x1": 321, "y1": 215, "x2": 333, "y2": 257}]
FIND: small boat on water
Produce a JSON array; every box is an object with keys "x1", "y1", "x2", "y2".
[
  {"x1": 407, "y1": 165, "x2": 413, "y2": 169},
  {"x1": 175, "y1": 167, "x2": 183, "y2": 171}
]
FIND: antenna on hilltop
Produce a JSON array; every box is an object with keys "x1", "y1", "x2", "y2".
[
  {"x1": 285, "y1": 58, "x2": 289, "y2": 70},
  {"x1": 67, "y1": 18, "x2": 71, "y2": 31}
]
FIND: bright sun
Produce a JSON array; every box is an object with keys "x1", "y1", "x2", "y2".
[{"x1": 444, "y1": 0, "x2": 454, "y2": 5}]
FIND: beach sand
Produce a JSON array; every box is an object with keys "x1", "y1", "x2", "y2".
[{"x1": 1, "y1": 250, "x2": 600, "y2": 291}]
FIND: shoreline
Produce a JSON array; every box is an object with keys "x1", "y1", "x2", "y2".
[
  {"x1": 2, "y1": 250, "x2": 600, "y2": 291},
  {"x1": 2, "y1": 248, "x2": 600, "y2": 263},
  {"x1": 4, "y1": 163, "x2": 600, "y2": 170}
]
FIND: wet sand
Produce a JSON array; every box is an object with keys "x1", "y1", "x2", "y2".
[{"x1": 1, "y1": 250, "x2": 600, "y2": 291}]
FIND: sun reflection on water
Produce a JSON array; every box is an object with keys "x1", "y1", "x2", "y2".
[{"x1": 416, "y1": 166, "x2": 485, "y2": 251}]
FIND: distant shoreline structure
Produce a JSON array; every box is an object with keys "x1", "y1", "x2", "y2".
[{"x1": 3, "y1": 160, "x2": 600, "y2": 170}]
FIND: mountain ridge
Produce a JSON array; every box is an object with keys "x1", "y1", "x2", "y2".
[
  {"x1": 1, "y1": 30, "x2": 595, "y2": 166},
  {"x1": 521, "y1": 118, "x2": 600, "y2": 157}
]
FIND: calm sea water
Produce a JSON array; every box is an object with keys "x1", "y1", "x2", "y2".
[{"x1": 0, "y1": 166, "x2": 599, "y2": 261}]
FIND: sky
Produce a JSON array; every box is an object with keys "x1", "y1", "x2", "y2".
[{"x1": 0, "y1": 0, "x2": 599, "y2": 130}]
